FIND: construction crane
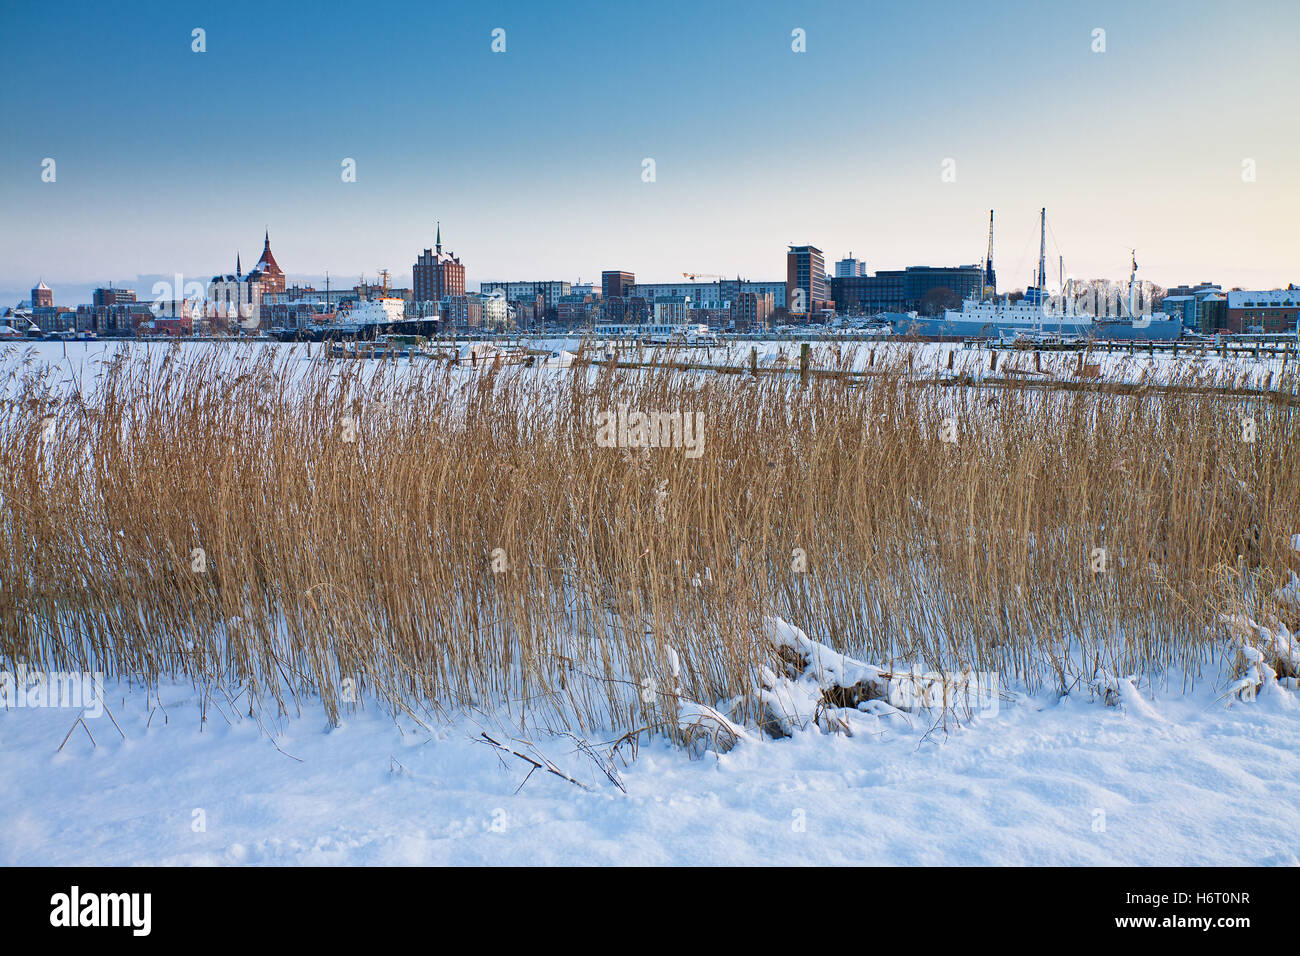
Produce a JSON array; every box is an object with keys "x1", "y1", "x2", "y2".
[{"x1": 682, "y1": 272, "x2": 731, "y2": 312}]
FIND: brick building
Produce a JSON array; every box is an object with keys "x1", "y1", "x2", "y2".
[
  {"x1": 731, "y1": 291, "x2": 774, "y2": 331},
  {"x1": 602, "y1": 270, "x2": 635, "y2": 300},
  {"x1": 1225, "y1": 288, "x2": 1300, "y2": 333},
  {"x1": 413, "y1": 223, "x2": 466, "y2": 306},
  {"x1": 786, "y1": 245, "x2": 829, "y2": 317}
]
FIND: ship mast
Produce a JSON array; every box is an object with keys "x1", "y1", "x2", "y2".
[
  {"x1": 1037, "y1": 207, "x2": 1047, "y2": 299},
  {"x1": 984, "y1": 210, "x2": 995, "y2": 299},
  {"x1": 1128, "y1": 250, "x2": 1138, "y2": 318}
]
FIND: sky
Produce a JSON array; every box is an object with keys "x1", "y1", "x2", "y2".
[{"x1": 1, "y1": 0, "x2": 1297, "y2": 306}]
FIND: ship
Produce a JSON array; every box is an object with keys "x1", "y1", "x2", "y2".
[
  {"x1": 892, "y1": 209, "x2": 1183, "y2": 342},
  {"x1": 269, "y1": 291, "x2": 427, "y2": 342}
]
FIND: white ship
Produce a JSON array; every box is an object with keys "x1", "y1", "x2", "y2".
[
  {"x1": 893, "y1": 209, "x2": 1183, "y2": 342},
  {"x1": 343, "y1": 297, "x2": 406, "y2": 326}
]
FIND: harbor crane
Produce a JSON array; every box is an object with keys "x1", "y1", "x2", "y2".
[{"x1": 681, "y1": 272, "x2": 735, "y2": 312}]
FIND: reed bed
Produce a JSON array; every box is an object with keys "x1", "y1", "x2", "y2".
[{"x1": 1, "y1": 342, "x2": 1296, "y2": 733}]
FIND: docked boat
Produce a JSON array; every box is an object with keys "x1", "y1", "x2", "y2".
[{"x1": 892, "y1": 209, "x2": 1183, "y2": 342}]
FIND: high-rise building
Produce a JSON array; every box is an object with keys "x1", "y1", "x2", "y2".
[
  {"x1": 413, "y1": 223, "x2": 466, "y2": 305},
  {"x1": 31, "y1": 281, "x2": 53, "y2": 308},
  {"x1": 835, "y1": 255, "x2": 866, "y2": 278},
  {"x1": 786, "y1": 245, "x2": 828, "y2": 316},
  {"x1": 602, "y1": 270, "x2": 635, "y2": 300},
  {"x1": 93, "y1": 286, "x2": 136, "y2": 308}
]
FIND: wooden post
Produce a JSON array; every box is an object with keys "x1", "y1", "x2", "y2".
[
  {"x1": 1034, "y1": 350, "x2": 1041, "y2": 373},
  {"x1": 947, "y1": 350, "x2": 955, "y2": 371},
  {"x1": 1171, "y1": 341, "x2": 1178, "y2": 357},
  {"x1": 990, "y1": 350, "x2": 997, "y2": 373},
  {"x1": 800, "y1": 343, "x2": 810, "y2": 385},
  {"x1": 1076, "y1": 351, "x2": 1083, "y2": 375},
  {"x1": 750, "y1": 346, "x2": 758, "y2": 378}
]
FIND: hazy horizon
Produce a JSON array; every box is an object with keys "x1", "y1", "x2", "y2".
[{"x1": 3, "y1": 0, "x2": 1297, "y2": 304}]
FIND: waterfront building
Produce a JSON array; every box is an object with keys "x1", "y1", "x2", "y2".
[
  {"x1": 830, "y1": 264, "x2": 984, "y2": 315},
  {"x1": 413, "y1": 223, "x2": 466, "y2": 306},
  {"x1": 787, "y1": 245, "x2": 828, "y2": 316},
  {"x1": 1225, "y1": 288, "x2": 1300, "y2": 333}
]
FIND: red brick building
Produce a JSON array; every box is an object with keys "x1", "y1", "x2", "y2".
[
  {"x1": 731, "y1": 291, "x2": 773, "y2": 331},
  {"x1": 1226, "y1": 289, "x2": 1300, "y2": 333},
  {"x1": 413, "y1": 223, "x2": 466, "y2": 305},
  {"x1": 251, "y1": 231, "x2": 286, "y2": 296}
]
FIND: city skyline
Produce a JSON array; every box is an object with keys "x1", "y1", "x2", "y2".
[{"x1": 2, "y1": 0, "x2": 1298, "y2": 301}]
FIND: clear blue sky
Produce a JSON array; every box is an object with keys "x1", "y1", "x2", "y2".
[{"x1": 1, "y1": 0, "x2": 1297, "y2": 304}]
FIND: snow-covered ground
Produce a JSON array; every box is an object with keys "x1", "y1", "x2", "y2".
[
  {"x1": 3, "y1": 665, "x2": 1297, "y2": 866},
  {"x1": 4, "y1": 336, "x2": 1292, "y2": 400},
  {"x1": 5, "y1": 339, "x2": 1297, "y2": 866}
]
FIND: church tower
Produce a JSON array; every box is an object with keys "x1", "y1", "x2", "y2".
[{"x1": 253, "y1": 230, "x2": 286, "y2": 294}]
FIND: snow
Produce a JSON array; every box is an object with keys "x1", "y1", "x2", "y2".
[
  {"x1": 3, "y1": 657, "x2": 1297, "y2": 866},
  {"x1": 5, "y1": 339, "x2": 1298, "y2": 865},
  {"x1": 3, "y1": 336, "x2": 1294, "y2": 404}
]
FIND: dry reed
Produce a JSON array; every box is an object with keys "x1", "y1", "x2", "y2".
[{"x1": 1, "y1": 341, "x2": 1296, "y2": 734}]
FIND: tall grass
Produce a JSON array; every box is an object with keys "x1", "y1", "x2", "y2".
[{"x1": 2, "y1": 342, "x2": 1296, "y2": 731}]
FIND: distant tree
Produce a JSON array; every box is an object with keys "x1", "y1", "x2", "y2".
[{"x1": 919, "y1": 286, "x2": 961, "y2": 316}]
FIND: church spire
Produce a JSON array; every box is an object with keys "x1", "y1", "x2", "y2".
[
  {"x1": 436, "y1": 221, "x2": 441, "y2": 255},
  {"x1": 236, "y1": 253, "x2": 241, "y2": 277}
]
